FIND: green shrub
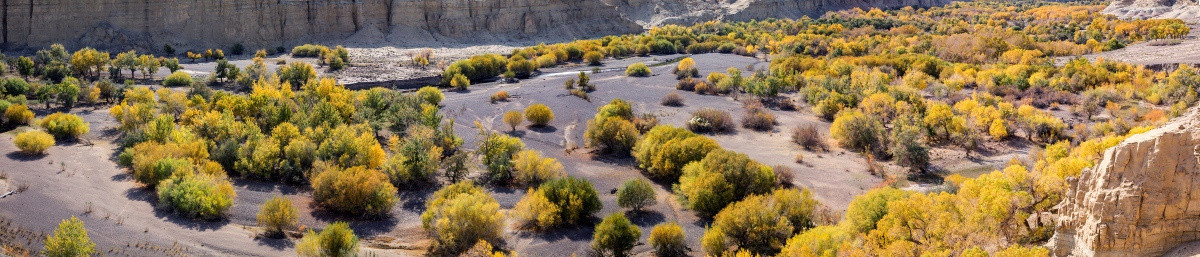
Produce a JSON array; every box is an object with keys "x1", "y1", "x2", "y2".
[
  {"x1": 5, "y1": 104, "x2": 33, "y2": 125},
  {"x1": 296, "y1": 222, "x2": 359, "y2": 257},
  {"x1": 477, "y1": 130, "x2": 524, "y2": 183},
  {"x1": 678, "y1": 149, "x2": 775, "y2": 216},
  {"x1": 890, "y1": 119, "x2": 930, "y2": 173},
  {"x1": 701, "y1": 188, "x2": 818, "y2": 256},
  {"x1": 512, "y1": 149, "x2": 564, "y2": 186},
  {"x1": 257, "y1": 195, "x2": 299, "y2": 237},
  {"x1": 442, "y1": 54, "x2": 508, "y2": 84},
  {"x1": 584, "y1": 51, "x2": 604, "y2": 66},
  {"x1": 416, "y1": 86, "x2": 443, "y2": 105},
  {"x1": 291, "y1": 44, "x2": 328, "y2": 57},
  {"x1": 38, "y1": 113, "x2": 90, "y2": 139},
  {"x1": 310, "y1": 164, "x2": 398, "y2": 216},
  {"x1": 163, "y1": 71, "x2": 193, "y2": 87},
  {"x1": 592, "y1": 213, "x2": 641, "y2": 257},
  {"x1": 633, "y1": 125, "x2": 721, "y2": 181},
  {"x1": 278, "y1": 62, "x2": 317, "y2": 87},
  {"x1": 830, "y1": 110, "x2": 884, "y2": 155},
  {"x1": 420, "y1": 181, "x2": 504, "y2": 255},
  {"x1": 626, "y1": 62, "x2": 652, "y2": 77},
  {"x1": 584, "y1": 116, "x2": 638, "y2": 155},
  {"x1": 450, "y1": 74, "x2": 470, "y2": 90},
  {"x1": 382, "y1": 126, "x2": 441, "y2": 187},
  {"x1": 157, "y1": 171, "x2": 236, "y2": 220},
  {"x1": 650, "y1": 222, "x2": 687, "y2": 257},
  {"x1": 536, "y1": 54, "x2": 558, "y2": 68},
  {"x1": 617, "y1": 178, "x2": 657, "y2": 211},
  {"x1": 42, "y1": 216, "x2": 95, "y2": 257},
  {"x1": 13, "y1": 130, "x2": 54, "y2": 155},
  {"x1": 506, "y1": 56, "x2": 538, "y2": 79},
  {"x1": 844, "y1": 187, "x2": 910, "y2": 233},
  {"x1": 2, "y1": 77, "x2": 30, "y2": 96},
  {"x1": 524, "y1": 104, "x2": 554, "y2": 127},
  {"x1": 514, "y1": 177, "x2": 601, "y2": 229}
]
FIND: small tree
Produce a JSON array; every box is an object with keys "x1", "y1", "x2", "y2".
[
  {"x1": 617, "y1": 178, "x2": 657, "y2": 211},
  {"x1": 256, "y1": 195, "x2": 299, "y2": 237},
  {"x1": 650, "y1": 222, "x2": 687, "y2": 257},
  {"x1": 503, "y1": 110, "x2": 523, "y2": 132},
  {"x1": 43, "y1": 216, "x2": 95, "y2": 257},
  {"x1": 296, "y1": 222, "x2": 359, "y2": 257},
  {"x1": 592, "y1": 213, "x2": 641, "y2": 257},
  {"x1": 524, "y1": 104, "x2": 554, "y2": 127}
]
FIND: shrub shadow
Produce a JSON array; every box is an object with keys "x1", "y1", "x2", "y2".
[
  {"x1": 5, "y1": 151, "x2": 46, "y2": 162},
  {"x1": 123, "y1": 187, "x2": 233, "y2": 231},
  {"x1": 254, "y1": 236, "x2": 294, "y2": 250},
  {"x1": 528, "y1": 125, "x2": 558, "y2": 134},
  {"x1": 625, "y1": 210, "x2": 666, "y2": 227},
  {"x1": 308, "y1": 203, "x2": 400, "y2": 237}
]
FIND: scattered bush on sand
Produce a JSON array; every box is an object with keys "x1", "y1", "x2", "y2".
[
  {"x1": 617, "y1": 178, "x2": 657, "y2": 211},
  {"x1": 661, "y1": 92, "x2": 684, "y2": 107},
  {"x1": 687, "y1": 108, "x2": 734, "y2": 134},
  {"x1": 14, "y1": 130, "x2": 54, "y2": 155},
  {"x1": 257, "y1": 195, "x2": 299, "y2": 237},
  {"x1": 310, "y1": 164, "x2": 398, "y2": 216},
  {"x1": 421, "y1": 181, "x2": 505, "y2": 256},
  {"x1": 39, "y1": 112, "x2": 90, "y2": 139},
  {"x1": 650, "y1": 222, "x2": 687, "y2": 257},
  {"x1": 626, "y1": 62, "x2": 652, "y2": 77},
  {"x1": 42, "y1": 216, "x2": 95, "y2": 257},
  {"x1": 524, "y1": 104, "x2": 554, "y2": 127},
  {"x1": 592, "y1": 213, "x2": 641, "y2": 257},
  {"x1": 296, "y1": 222, "x2": 359, "y2": 257}
]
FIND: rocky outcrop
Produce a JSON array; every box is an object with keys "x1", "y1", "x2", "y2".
[
  {"x1": 1049, "y1": 106, "x2": 1200, "y2": 257},
  {"x1": 1, "y1": 0, "x2": 950, "y2": 52},
  {"x1": 1103, "y1": 0, "x2": 1200, "y2": 22}
]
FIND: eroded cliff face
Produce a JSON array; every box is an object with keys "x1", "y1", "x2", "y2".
[
  {"x1": 1, "y1": 0, "x2": 642, "y2": 51},
  {"x1": 1049, "y1": 107, "x2": 1200, "y2": 257},
  {"x1": 1, "y1": 0, "x2": 950, "y2": 52},
  {"x1": 1103, "y1": 0, "x2": 1200, "y2": 21}
]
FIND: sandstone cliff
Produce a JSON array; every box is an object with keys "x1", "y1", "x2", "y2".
[
  {"x1": 1049, "y1": 106, "x2": 1200, "y2": 257},
  {"x1": 1, "y1": 0, "x2": 643, "y2": 51},
  {"x1": 1, "y1": 0, "x2": 949, "y2": 52},
  {"x1": 1103, "y1": 0, "x2": 1200, "y2": 22}
]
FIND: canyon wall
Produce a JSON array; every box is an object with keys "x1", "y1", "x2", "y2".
[
  {"x1": 1, "y1": 0, "x2": 950, "y2": 52},
  {"x1": 0, "y1": 0, "x2": 643, "y2": 51},
  {"x1": 1049, "y1": 106, "x2": 1200, "y2": 257}
]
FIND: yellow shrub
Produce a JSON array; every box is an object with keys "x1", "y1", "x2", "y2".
[{"x1": 13, "y1": 130, "x2": 54, "y2": 155}]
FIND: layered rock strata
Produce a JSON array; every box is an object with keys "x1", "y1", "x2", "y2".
[{"x1": 1049, "y1": 107, "x2": 1200, "y2": 256}]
